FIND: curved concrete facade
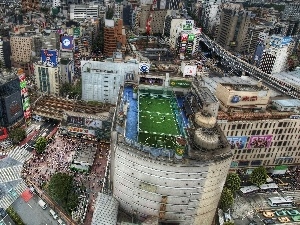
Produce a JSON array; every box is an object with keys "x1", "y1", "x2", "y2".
[{"x1": 112, "y1": 142, "x2": 231, "y2": 225}]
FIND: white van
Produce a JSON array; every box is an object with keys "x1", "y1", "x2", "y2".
[
  {"x1": 57, "y1": 218, "x2": 66, "y2": 225},
  {"x1": 49, "y1": 209, "x2": 58, "y2": 219},
  {"x1": 38, "y1": 199, "x2": 47, "y2": 209}
]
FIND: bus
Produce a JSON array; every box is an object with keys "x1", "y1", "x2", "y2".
[{"x1": 268, "y1": 197, "x2": 293, "y2": 207}]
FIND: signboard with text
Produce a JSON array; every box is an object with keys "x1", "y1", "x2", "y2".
[
  {"x1": 227, "y1": 136, "x2": 247, "y2": 149},
  {"x1": 182, "y1": 20, "x2": 194, "y2": 31},
  {"x1": 169, "y1": 79, "x2": 191, "y2": 88},
  {"x1": 247, "y1": 135, "x2": 273, "y2": 148}
]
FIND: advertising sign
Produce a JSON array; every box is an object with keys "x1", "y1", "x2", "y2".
[
  {"x1": 281, "y1": 36, "x2": 292, "y2": 46},
  {"x1": 22, "y1": 98, "x2": 30, "y2": 110},
  {"x1": 169, "y1": 79, "x2": 191, "y2": 88},
  {"x1": 290, "y1": 115, "x2": 300, "y2": 119},
  {"x1": 183, "y1": 65, "x2": 197, "y2": 76},
  {"x1": 61, "y1": 36, "x2": 74, "y2": 50},
  {"x1": 67, "y1": 116, "x2": 85, "y2": 125},
  {"x1": 85, "y1": 119, "x2": 102, "y2": 128},
  {"x1": 227, "y1": 136, "x2": 247, "y2": 149},
  {"x1": 19, "y1": 73, "x2": 26, "y2": 82},
  {"x1": 67, "y1": 126, "x2": 95, "y2": 136},
  {"x1": 24, "y1": 108, "x2": 31, "y2": 119},
  {"x1": 139, "y1": 63, "x2": 150, "y2": 73},
  {"x1": 73, "y1": 27, "x2": 80, "y2": 37},
  {"x1": 182, "y1": 20, "x2": 194, "y2": 31},
  {"x1": 181, "y1": 33, "x2": 188, "y2": 42},
  {"x1": 247, "y1": 135, "x2": 273, "y2": 148},
  {"x1": 188, "y1": 34, "x2": 195, "y2": 42},
  {"x1": 20, "y1": 80, "x2": 27, "y2": 89},
  {"x1": 4, "y1": 92, "x2": 23, "y2": 124},
  {"x1": 41, "y1": 49, "x2": 58, "y2": 67}
]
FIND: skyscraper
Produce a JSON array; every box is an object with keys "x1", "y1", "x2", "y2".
[{"x1": 216, "y1": 3, "x2": 251, "y2": 53}]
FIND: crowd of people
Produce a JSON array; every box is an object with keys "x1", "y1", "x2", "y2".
[{"x1": 21, "y1": 133, "x2": 110, "y2": 225}]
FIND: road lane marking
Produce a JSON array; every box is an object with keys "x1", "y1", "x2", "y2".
[{"x1": 27, "y1": 204, "x2": 32, "y2": 208}]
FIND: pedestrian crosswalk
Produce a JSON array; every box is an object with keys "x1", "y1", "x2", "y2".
[
  {"x1": 0, "y1": 165, "x2": 23, "y2": 183},
  {"x1": 8, "y1": 146, "x2": 32, "y2": 163},
  {"x1": 0, "y1": 180, "x2": 28, "y2": 210}
]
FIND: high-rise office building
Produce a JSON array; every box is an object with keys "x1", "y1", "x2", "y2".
[
  {"x1": 34, "y1": 63, "x2": 60, "y2": 95},
  {"x1": 0, "y1": 73, "x2": 24, "y2": 129},
  {"x1": 103, "y1": 19, "x2": 126, "y2": 57},
  {"x1": 110, "y1": 77, "x2": 232, "y2": 225},
  {"x1": 216, "y1": 3, "x2": 251, "y2": 53},
  {"x1": 69, "y1": 3, "x2": 99, "y2": 20},
  {"x1": 10, "y1": 36, "x2": 33, "y2": 75}
]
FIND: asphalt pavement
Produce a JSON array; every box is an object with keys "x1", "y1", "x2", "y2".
[{"x1": 12, "y1": 194, "x2": 58, "y2": 225}]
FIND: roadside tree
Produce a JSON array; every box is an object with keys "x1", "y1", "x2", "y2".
[
  {"x1": 47, "y1": 173, "x2": 79, "y2": 214},
  {"x1": 9, "y1": 127, "x2": 26, "y2": 144},
  {"x1": 225, "y1": 173, "x2": 241, "y2": 193},
  {"x1": 250, "y1": 166, "x2": 267, "y2": 187},
  {"x1": 35, "y1": 137, "x2": 47, "y2": 154},
  {"x1": 220, "y1": 187, "x2": 234, "y2": 211}
]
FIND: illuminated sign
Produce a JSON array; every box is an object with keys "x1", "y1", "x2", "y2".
[
  {"x1": 188, "y1": 34, "x2": 195, "y2": 42},
  {"x1": 73, "y1": 27, "x2": 80, "y2": 37},
  {"x1": 139, "y1": 63, "x2": 150, "y2": 73},
  {"x1": 290, "y1": 115, "x2": 300, "y2": 119},
  {"x1": 20, "y1": 81, "x2": 27, "y2": 89},
  {"x1": 183, "y1": 65, "x2": 197, "y2": 76}
]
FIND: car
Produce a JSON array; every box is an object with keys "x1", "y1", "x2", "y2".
[{"x1": 262, "y1": 219, "x2": 275, "y2": 224}]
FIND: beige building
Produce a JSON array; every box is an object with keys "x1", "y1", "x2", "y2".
[
  {"x1": 11, "y1": 36, "x2": 34, "y2": 75},
  {"x1": 34, "y1": 63, "x2": 60, "y2": 96},
  {"x1": 215, "y1": 83, "x2": 300, "y2": 169}
]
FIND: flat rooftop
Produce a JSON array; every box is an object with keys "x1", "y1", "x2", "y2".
[
  {"x1": 273, "y1": 99, "x2": 300, "y2": 107},
  {"x1": 221, "y1": 83, "x2": 265, "y2": 92}
]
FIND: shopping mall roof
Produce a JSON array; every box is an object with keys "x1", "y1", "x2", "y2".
[
  {"x1": 273, "y1": 69, "x2": 300, "y2": 88},
  {"x1": 273, "y1": 99, "x2": 300, "y2": 108}
]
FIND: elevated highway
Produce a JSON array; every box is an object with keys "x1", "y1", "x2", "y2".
[{"x1": 199, "y1": 33, "x2": 300, "y2": 99}]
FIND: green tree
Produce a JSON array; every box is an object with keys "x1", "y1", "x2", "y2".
[
  {"x1": 35, "y1": 137, "x2": 47, "y2": 154},
  {"x1": 9, "y1": 127, "x2": 26, "y2": 144},
  {"x1": 47, "y1": 173, "x2": 79, "y2": 214},
  {"x1": 225, "y1": 173, "x2": 241, "y2": 193},
  {"x1": 250, "y1": 166, "x2": 267, "y2": 187},
  {"x1": 224, "y1": 222, "x2": 235, "y2": 225},
  {"x1": 219, "y1": 187, "x2": 234, "y2": 211}
]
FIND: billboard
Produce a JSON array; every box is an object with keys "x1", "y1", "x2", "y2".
[
  {"x1": 182, "y1": 20, "x2": 194, "y2": 31},
  {"x1": 227, "y1": 136, "x2": 248, "y2": 149},
  {"x1": 4, "y1": 92, "x2": 23, "y2": 124},
  {"x1": 22, "y1": 98, "x2": 30, "y2": 110},
  {"x1": 169, "y1": 79, "x2": 191, "y2": 88},
  {"x1": 73, "y1": 27, "x2": 80, "y2": 37},
  {"x1": 41, "y1": 49, "x2": 58, "y2": 67},
  {"x1": 183, "y1": 65, "x2": 197, "y2": 76},
  {"x1": 19, "y1": 73, "x2": 26, "y2": 82},
  {"x1": 67, "y1": 115, "x2": 85, "y2": 125},
  {"x1": 67, "y1": 126, "x2": 95, "y2": 136},
  {"x1": 247, "y1": 135, "x2": 273, "y2": 148},
  {"x1": 181, "y1": 33, "x2": 188, "y2": 42},
  {"x1": 85, "y1": 119, "x2": 102, "y2": 128},
  {"x1": 61, "y1": 36, "x2": 74, "y2": 50}
]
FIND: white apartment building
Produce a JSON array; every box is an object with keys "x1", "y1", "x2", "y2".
[
  {"x1": 70, "y1": 3, "x2": 99, "y2": 20},
  {"x1": 81, "y1": 60, "x2": 139, "y2": 104},
  {"x1": 259, "y1": 35, "x2": 293, "y2": 74},
  {"x1": 34, "y1": 63, "x2": 60, "y2": 96}
]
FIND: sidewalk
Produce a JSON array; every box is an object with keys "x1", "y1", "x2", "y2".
[{"x1": 19, "y1": 130, "x2": 38, "y2": 147}]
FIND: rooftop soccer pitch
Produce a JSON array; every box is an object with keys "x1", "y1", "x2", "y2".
[{"x1": 138, "y1": 94, "x2": 181, "y2": 149}]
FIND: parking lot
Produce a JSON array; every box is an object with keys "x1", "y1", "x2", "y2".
[{"x1": 12, "y1": 194, "x2": 58, "y2": 225}]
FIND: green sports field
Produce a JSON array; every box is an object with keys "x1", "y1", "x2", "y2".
[{"x1": 138, "y1": 94, "x2": 180, "y2": 149}]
